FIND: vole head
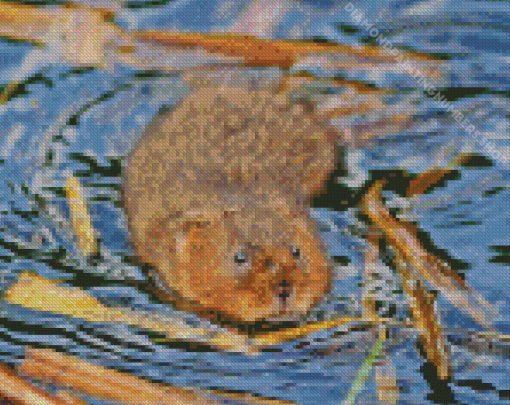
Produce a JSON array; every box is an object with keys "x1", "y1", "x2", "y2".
[{"x1": 140, "y1": 206, "x2": 332, "y2": 326}]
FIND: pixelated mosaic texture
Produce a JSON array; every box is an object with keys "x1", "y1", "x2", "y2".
[{"x1": 0, "y1": 1, "x2": 509, "y2": 404}]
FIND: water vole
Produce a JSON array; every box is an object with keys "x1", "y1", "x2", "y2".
[{"x1": 122, "y1": 73, "x2": 340, "y2": 327}]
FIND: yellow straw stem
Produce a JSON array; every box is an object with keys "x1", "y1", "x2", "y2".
[
  {"x1": 252, "y1": 317, "x2": 384, "y2": 346},
  {"x1": 364, "y1": 231, "x2": 451, "y2": 380},
  {"x1": 53, "y1": 391, "x2": 90, "y2": 405},
  {"x1": 20, "y1": 347, "x2": 223, "y2": 405},
  {"x1": 0, "y1": 362, "x2": 73, "y2": 405},
  {"x1": 5, "y1": 272, "x2": 387, "y2": 353},
  {"x1": 325, "y1": 102, "x2": 385, "y2": 119},
  {"x1": 0, "y1": 1, "x2": 54, "y2": 45},
  {"x1": 361, "y1": 180, "x2": 494, "y2": 326},
  {"x1": 400, "y1": 271, "x2": 451, "y2": 379},
  {"x1": 406, "y1": 153, "x2": 472, "y2": 198},
  {"x1": 4, "y1": 272, "x2": 252, "y2": 353},
  {"x1": 277, "y1": 72, "x2": 395, "y2": 96},
  {"x1": 65, "y1": 176, "x2": 97, "y2": 258},
  {"x1": 133, "y1": 31, "x2": 441, "y2": 69},
  {"x1": 17, "y1": 346, "x2": 301, "y2": 405}
]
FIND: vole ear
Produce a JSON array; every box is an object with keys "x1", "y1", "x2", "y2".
[
  {"x1": 180, "y1": 211, "x2": 219, "y2": 233},
  {"x1": 222, "y1": 210, "x2": 237, "y2": 219},
  {"x1": 181, "y1": 210, "x2": 237, "y2": 230},
  {"x1": 177, "y1": 210, "x2": 234, "y2": 265}
]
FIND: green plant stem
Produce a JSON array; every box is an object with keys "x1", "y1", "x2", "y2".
[{"x1": 341, "y1": 328, "x2": 386, "y2": 405}]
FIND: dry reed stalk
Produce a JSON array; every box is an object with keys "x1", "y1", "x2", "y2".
[
  {"x1": 0, "y1": 362, "x2": 80, "y2": 405},
  {"x1": 405, "y1": 154, "x2": 472, "y2": 198},
  {"x1": 361, "y1": 180, "x2": 493, "y2": 326},
  {"x1": 132, "y1": 31, "x2": 441, "y2": 68},
  {"x1": 362, "y1": 237, "x2": 400, "y2": 402},
  {"x1": 402, "y1": 275, "x2": 451, "y2": 379},
  {"x1": 4, "y1": 272, "x2": 253, "y2": 353},
  {"x1": 276, "y1": 72, "x2": 396, "y2": 96},
  {"x1": 4, "y1": 272, "x2": 387, "y2": 354},
  {"x1": 1, "y1": 0, "x2": 445, "y2": 74},
  {"x1": 251, "y1": 316, "x2": 385, "y2": 346},
  {"x1": 0, "y1": 1, "x2": 56, "y2": 45},
  {"x1": 18, "y1": 346, "x2": 307, "y2": 405},
  {"x1": 65, "y1": 177, "x2": 97, "y2": 258},
  {"x1": 361, "y1": 180, "x2": 454, "y2": 379},
  {"x1": 20, "y1": 347, "x2": 222, "y2": 405},
  {"x1": 52, "y1": 391, "x2": 90, "y2": 405}
]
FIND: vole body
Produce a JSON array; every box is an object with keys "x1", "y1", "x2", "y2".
[{"x1": 122, "y1": 72, "x2": 339, "y2": 326}]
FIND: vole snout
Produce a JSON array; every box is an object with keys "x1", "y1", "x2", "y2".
[{"x1": 276, "y1": 279, "x2": 292, "y2": 302}]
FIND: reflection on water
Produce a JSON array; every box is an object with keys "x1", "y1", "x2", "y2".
[{"x1": 0, "y1": 0, "x2": 509, "y2": 404}]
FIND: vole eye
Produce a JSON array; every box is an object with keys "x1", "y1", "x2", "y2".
[
  {"x1": 234, "y1": 251, "x2": 249, "y2": 265},
  {"x1": 291, "y1": 246, "x2": 301, "y2": 259}
]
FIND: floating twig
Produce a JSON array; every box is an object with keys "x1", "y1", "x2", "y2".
[
  {"x1": 361, "y1": 180, "x2": 495, "y2": 327},
  {"x1": 0, "y1": 0, "x2": 446, "y2": 75},
  {"x1": 65, "y1": 176, "x2": 98, "y2": 259},
  {"x1": 15, "y1": 346, "x2": 304, "y2": 405},
  {"x1": 0, "y1": 362, "x2": 81, "y2": 405},
  {"x1": 400, "y1": 265, "x2": 451, "y2": 379},
  {"x1": 4, "y1": 272, "x2": 388, "y2": 354},
  {"x1": 406, "y1": 153, "x2": 472, "y2": 198},
  {"x1": 359, "y1": 153, "x2": 499, "y2": 379},
  {"x1": 19, "y1": 347, "x2": 225, "y2": 405},
  {"x1": 4, "y1": 272, "x2": 252, "y2": 353}
]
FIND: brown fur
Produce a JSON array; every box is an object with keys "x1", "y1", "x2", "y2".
[{"x1": 122, "y1": 73, "x2": 340, "y2": 326}]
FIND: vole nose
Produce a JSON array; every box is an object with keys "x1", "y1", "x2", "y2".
[{"x1": 277, "y1": 280, "x2": 292, "y2": 302}]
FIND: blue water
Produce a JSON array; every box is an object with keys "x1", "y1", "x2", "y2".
[{"x1": 0, "y1": 1, "x2": 509, "y2": 404}]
